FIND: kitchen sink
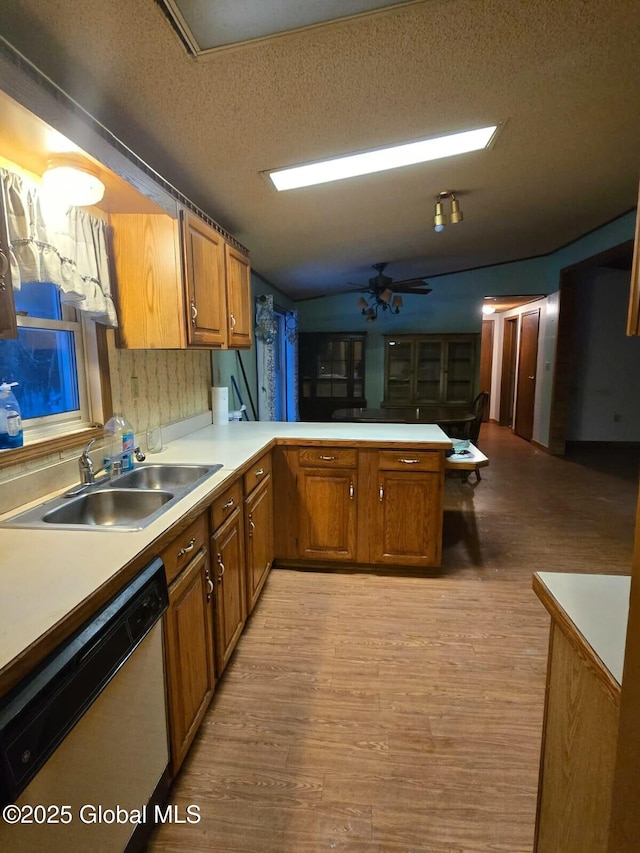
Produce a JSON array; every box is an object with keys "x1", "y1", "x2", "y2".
[
  {"x1": 0, "y1": 462, "x2": 224, "y2": 531},
  {"x1": 112, "y1": 463, "x2": 220, "y2": 491},
  {"x1": 41, "y1": 489, "x2": 174, "y2": 527}
]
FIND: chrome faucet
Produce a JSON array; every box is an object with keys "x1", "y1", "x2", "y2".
[{"x1": 78, "y1": 438, "x2": 146, "y2": 485}]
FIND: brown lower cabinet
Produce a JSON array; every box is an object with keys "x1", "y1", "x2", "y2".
[
  {"x1": 163, "y1": 541, "x2": 216, "y2": 775},
  {"x1": 211, "y1": 489, "x2": 247, "y2": 675},
  {"x1": 274, "y1": 446, "x2": 444, "y2": 567},
  {"x1": 245, "y1": 473, "x2": 275, "y2": 613}
]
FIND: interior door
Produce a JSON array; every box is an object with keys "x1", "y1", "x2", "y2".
[
  {"x1": 500, "y1": 317, "x2": 518, "y2": 426},
  {"x1": 514, "y1": 310, "x2": 540, "y2": 441},
  {"x1": 479, "y1": 320, "x2": 494, "y2": 420}
]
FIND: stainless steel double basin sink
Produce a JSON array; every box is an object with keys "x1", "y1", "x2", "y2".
[{"x1": 1, "y1": 464, "x2": 223, "y2": 531}]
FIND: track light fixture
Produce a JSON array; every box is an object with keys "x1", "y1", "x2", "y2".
[{"x1": 433, "y1": 190, "x2": 463, "y2": 232}]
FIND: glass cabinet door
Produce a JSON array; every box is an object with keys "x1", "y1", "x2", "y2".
[
  {"x1": 316, "y1": 339, "x2": 348, "y2": 397},
  {"x1": 415, "y1": 340, "x2": 442, "y2": 403},
  {"x1": 444, "y1": 340, "x2": 474, "y2": 402},
  {"x1": 352, "y1": 339, "x2": 364, "y2": 399},
  {"x1": 385, "y1": 340, "x2": 413, "y2": 403}
]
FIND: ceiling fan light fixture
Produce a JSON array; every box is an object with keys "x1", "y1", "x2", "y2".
[
  {"x1": 42, "y1": 154, "x2": 105, "y2": 206},
  {"x1": 267, "y1": 125, "x2": 498, "y2": 191},
  {"x1": 391, "y1": 295, "x2": 403, "y2": 310},
  {"x1": 380, "y1": 288, "x2": 393, "y2": 303}
]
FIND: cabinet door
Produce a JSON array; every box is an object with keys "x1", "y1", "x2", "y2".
[
  {"x1": 180, "y1": 209, "x2": 227, "y2": 348},
  {"x1": 443, "y1": 338, "x2": 475, "y2": 403},
  {"x1": 225, "y1": 243, "x2": 252, "y2": 349},
  {"x1": 372, "y1": 470, "x2": 442, "y2": 566},
  {"x1": 298, "y1": 467, "x2": 357, "y2": 561},
  {"x1": 245, "y1": 475, "x2": 274, "y2": 613},
  {"x1": 0, "y1": 192, "x2": 17, "y2": 340},
  {"x1": 212, "y1": 508, "x2": 247, "y2": 674},
  {"x1": 384, "y1": 338, "x2": 414, "y2": 405},
  {"x1": 164, "y1": 547, "x2": 216, "y2": 774}
]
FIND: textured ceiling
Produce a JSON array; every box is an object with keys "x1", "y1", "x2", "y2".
[{"x1": 0, "y1": 0, "x2": 638, "y2": 300}]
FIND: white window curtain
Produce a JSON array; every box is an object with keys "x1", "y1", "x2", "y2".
[{"x1": 1, "y1": 167, "x2": 118, "y2": 327}]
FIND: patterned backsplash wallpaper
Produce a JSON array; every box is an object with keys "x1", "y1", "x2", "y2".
[{"x1": 107, "y1": 332, "x2": 212, "y2": 436}]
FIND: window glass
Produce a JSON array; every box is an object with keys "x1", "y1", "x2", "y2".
[
  {"x1": 0, "y1": 326, "x2": 80, "y2": 420},
  {"x1": 13, "y1": 282, "x2": 63, "y2": 321}
]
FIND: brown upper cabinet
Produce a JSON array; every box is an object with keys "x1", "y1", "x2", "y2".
[{"x1": 110, "y1": 208, "x2": 252, "y2": 350}]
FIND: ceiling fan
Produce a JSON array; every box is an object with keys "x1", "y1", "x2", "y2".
[{"x1": 352, "y1": 262, "x2": 432, "y2": 321}]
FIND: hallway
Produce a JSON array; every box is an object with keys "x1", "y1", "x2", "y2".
[{"x1": 149, "y1": 425, "x2": 637, "y2": 853}]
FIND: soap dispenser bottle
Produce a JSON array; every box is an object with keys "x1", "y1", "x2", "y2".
[
  {"x1": 0, "y1": 381, "x2": 23, "y2": 450},
  {"x1": 104, "y1": 413, "x2": 135, "y2": 472}
]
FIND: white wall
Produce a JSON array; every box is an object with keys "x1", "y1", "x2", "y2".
[{"x1": 567, "y1": 268, "x2": 640, "y2": 441}]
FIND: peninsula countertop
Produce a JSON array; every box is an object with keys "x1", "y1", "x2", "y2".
[
  {"x1": 0, "y1": 420, "x2": 450, "y2": 691},
  {"x1": 533, "y1": 571, "x2": 631, "y2": 686}
]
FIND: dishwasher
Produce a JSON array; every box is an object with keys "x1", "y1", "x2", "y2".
[{"x1": 0, "y1": 557, "x2": 170, "y2": 853}]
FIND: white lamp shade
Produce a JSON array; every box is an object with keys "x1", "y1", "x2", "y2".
[{"x1": 43, "y1": 156, "x2": 105, "y2": 206}]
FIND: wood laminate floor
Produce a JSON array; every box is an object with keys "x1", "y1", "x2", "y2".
[{"x1": 148, "y1": 425, "x2": 638, "y2": 853}]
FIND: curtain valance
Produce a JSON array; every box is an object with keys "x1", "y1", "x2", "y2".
[{"x1": 1, "y1": 168, "x2": 118, "y2": 327}]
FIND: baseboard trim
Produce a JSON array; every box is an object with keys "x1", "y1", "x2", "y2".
[{"x1": 531, "y1": 439, "x2": 552, "y2": 454}]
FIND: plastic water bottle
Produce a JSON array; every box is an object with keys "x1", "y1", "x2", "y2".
[
  {"x1": 104, "y1": 413, "x2": 135, "y2": 472},
  {"x1": 0, "y1": 381, "x2": 23, "y2": 450}
]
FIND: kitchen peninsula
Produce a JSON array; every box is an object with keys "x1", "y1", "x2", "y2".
[{"x1": 0, "y1": 419, "x2": 451, "y2": 694}]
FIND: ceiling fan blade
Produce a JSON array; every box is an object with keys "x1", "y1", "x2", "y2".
[
  {"x1": 392, "y1": 286, "x2": 432, "y2": 295},
  {"x1": 392, "y1": 276, "x2": 430, "y2": 288}
]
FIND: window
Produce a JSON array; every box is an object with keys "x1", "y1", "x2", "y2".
[{"x1": 0, "y1": 282, "x2": 102, "y2": 444}]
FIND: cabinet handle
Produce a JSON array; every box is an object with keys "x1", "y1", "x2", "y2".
[
  {"x1": 222, "y1": 497, "x2": 235, "y2": 510},
  {"x1": 319, "y1": 455, "x2": 337, "y2": 461},
  {"x1": 398, "y1": 458, "x2": 420, "y2": 464},
  {"x1": 379, "y1": 484, "x2": 384, "y2": 502},
  {"x1": 177, "y1": 537, "x2": 196, "y2": 558},
  {"x1": 255, "y1": 468, "x2": 265, "y2": 477},
  {"x1": 349, "y1": 481, "x2": 354, "y2": 500},
  {"x1": 248, "y1": 512, "x2": 255, "y2": 537},
  {"x1": 205, "y1": 567, "x2": 214, "y2": 602},
  {"x1": 0, "y1": 249, "x2": 7, "y2": 290},
  {"x1": 217, "y1": 553, "x2": 225, "y2": 583},
  {"x1": 230, "y1": 312, "x2": 236, "y2": 329},
  {"x1": 190, "y1": 299, "x2": 198, "y2": 326}
]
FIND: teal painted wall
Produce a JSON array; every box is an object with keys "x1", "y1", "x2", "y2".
[
  {"x1": 296, "y1": 211, "x2": 637, "y2": 408},
  {"x1": 211, "y1": 274, "x2": 294, "y2": 419}
]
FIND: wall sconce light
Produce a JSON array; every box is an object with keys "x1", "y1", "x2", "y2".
[
  {"x1": 433, "y1": 190, "x2": 463, "y2": 232},
  {"x1": 42, "y1": 154, "x2": 105, "y2": 206}
]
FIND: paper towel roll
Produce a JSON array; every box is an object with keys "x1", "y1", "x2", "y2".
[{"x1": 211, "y1": 386, "x2": 229, "y2": 425}]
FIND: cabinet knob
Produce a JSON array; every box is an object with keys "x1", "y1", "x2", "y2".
[{"x1": 190, "y1": 299, "x2": 198, "y2": 326}]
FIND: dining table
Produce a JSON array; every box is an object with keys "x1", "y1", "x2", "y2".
[{"x1": 331, "y1": 406, "x2": 476, "y2": 433}]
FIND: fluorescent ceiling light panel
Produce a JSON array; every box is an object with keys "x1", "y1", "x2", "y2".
[{"x1": 269, "y1": 125, "x2": 498, "y2": 191}]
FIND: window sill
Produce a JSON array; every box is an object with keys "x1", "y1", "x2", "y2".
[{"x1": 0, "y1": 425, "x2": 104, "y2": 468}]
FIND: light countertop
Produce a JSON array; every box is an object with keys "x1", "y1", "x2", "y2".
[
  {"x1": 0, "y1": 420, "x2": 450, "y2": 687},
  {"x1": 534, "y1": 571, "x2": 631, "y2": 685}
]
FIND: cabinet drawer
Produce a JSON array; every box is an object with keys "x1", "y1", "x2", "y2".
[
  {"x1": 298, "y1": 447, "x2": 357, "y2": 468},
  {"x1": 243, "y1": 452, "x2": 272, "y2": 496},
  {"x1": 211, "y1": 478, "x2": 243, "y2": 531},
  {"x1": 377, "y1": 450, "x2": 442, "y2": 473},
  {"x1": 162, "y1": 513, "x2": 208, "y2": 585}
]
